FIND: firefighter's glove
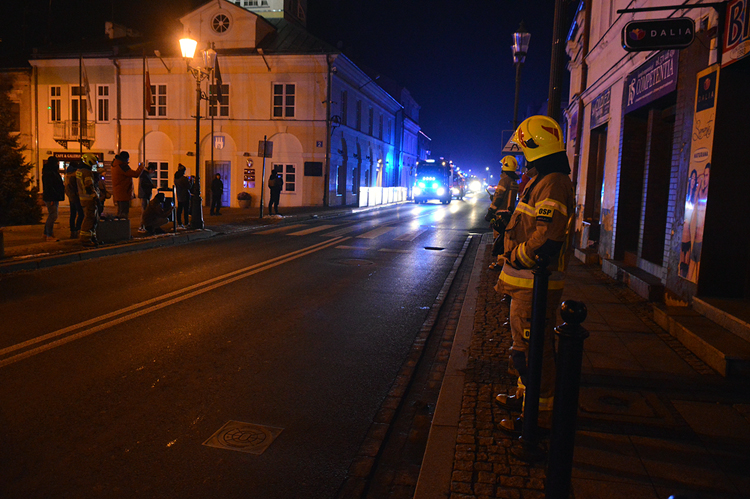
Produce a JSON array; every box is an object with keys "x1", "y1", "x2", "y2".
[{"x1": 485, "y1": 207, "x2": 496, "y2": 222}]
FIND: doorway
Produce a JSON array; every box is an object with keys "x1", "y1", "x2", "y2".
[
  {"x1": 584, "y1": 125, "x2": 607, "y2": 247},
  {"x1": 207, "y1": 161, "x2": 231, "y2": 207}
]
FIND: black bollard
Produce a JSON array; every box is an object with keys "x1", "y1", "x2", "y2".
[
  {"x1": 545, "y1": 300, "x2": 589, "y2": 499},
  {"x1": 512, "y1": 254, "x2": 550, "y2": 463}
]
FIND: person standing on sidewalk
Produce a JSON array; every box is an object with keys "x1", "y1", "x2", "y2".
[
  {"x1": 485, "y1": 155, "x2": 520, "y2": 270},
  {"x1": 137, "y1": 164, "x2": 156, "y2": 233},
  {"x1": 174, "y1": 164, "x2": 191, "y2": 227},
  {"x1": 210, "y1": 173, "x2": 224, "y2": 216},
  {"x1": 64, "y1": 163, "x2": 84, "y2": 239},
  {"x1": 494, "y1": 116, "x2": 575, "y2": 432},
  {"x1": 76, "y1": 154, "x2": 102, "y2": 247},
  {"x1": 268, "y1": 171, "x2": 283, "y2": 215},
  {"x1": 41, "y1": 155, "x2": 65, "y2": 241},
  {"x1": 111, "y1": 151, "x2": 143, "y2": 219}
]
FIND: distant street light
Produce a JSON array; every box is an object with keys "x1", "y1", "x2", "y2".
[
  {"x1": 512, "y1": 22, "x2": 531, "y2": 131},
  {"x1": 180, "y1": 36, "x2": 217, "y2": 230}
]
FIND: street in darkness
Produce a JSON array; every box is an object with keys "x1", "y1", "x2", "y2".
[{"x1": 0, "y1": 199, "x2": 488, "y2": 498}]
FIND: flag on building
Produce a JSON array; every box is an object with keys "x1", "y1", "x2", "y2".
[
  {"x1": 214, "y1": 56, "x2": 223, "y2": 105},
  {"x1": 144, "y1": 61, "x2": 153, "y2": 115},
  {"x1": 81, "y1": 58, "x2": 93, "y2": 114}
]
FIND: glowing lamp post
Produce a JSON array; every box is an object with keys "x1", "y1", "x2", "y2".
[
  {"x1": 512, "y1": 22, "x2": 531, "y2": 131},
  {"x1": 180, "y1": 36, "x2": 217, "y2": 230}
]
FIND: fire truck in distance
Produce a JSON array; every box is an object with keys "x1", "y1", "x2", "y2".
[{"x1": 413, "y1": 159, "x2": 453, "y2": 204}]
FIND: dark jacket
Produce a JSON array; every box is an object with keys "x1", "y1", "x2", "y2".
[
  {"x1": 142, "y1": 193, "x2": 172, "y2": 228},
  {"x1": 174, "y1": 169, "x2": 190, "y2": 204},
  {"x1": 42, "y1": 161, "x2": 65, "y2": 202},
  {"x1": 138, "y1": 169, "x2": 155, "y2": 199},
  {"x1": 269, "y1": 173, "x2": 283, "y2": 193},
  {"x1": 211, "y1": 177, "x2": 224, "y2": 195}
]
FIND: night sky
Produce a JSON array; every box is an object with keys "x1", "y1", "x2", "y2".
[{"x1": 1, "y1": 0, "x2": 562, "y2": 176}]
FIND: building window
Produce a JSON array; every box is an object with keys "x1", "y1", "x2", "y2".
[
  {"x1": 148, "y1": 84, "x2": 167, "y2": 117},
  {"x1": 71, "y1": 86, "x2": 89, "y2": 123},
  {"x1": 368, "y1": 108, "x2": 374, "y2": 135},
  {"x1": 356, "y1": 100, "x2": 362, "y2": 131},
  {"x1": 273, "y1": 163, "x2": 296, "y2": 192},
  {"x1": 10, "y1": 101, "x2": 20, "y2": 132},
  {"x1": 209, "y1": 84, "x2": 229, "y2": 117},
  {"x1": 340, "y1": 90, "x2": 348, "y2": 126},
  {"x1": 97, "y1": 85, "x2": 110, "y2": 122},
  {"x1": 50, "y1": 86, "x2": 61, "y2": 122},
  {"x1": 378, "y1": 114, "x2": 383, "y2": 140},
  {"x1": 242, "y1": 0, "x2": 268, "y2": 6},
  {"x1": 273, "y1": 83, "x2": 295, "y2": 118},
  {"x1": 148, "y1": 161, "x2": 170, "y2": 189}
]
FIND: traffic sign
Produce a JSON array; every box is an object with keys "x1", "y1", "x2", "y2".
[{"x1": 622, "y1": 17, "x2": 695, "y2": 52}]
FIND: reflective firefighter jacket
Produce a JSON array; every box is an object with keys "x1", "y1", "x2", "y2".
[
  {"x1": 76, "y1": 167, "x2": 100, "y2": 202},
  {"x1": 491, "y1": 174, "x2": 519, "y2": 212},
  {"x1": 498, "y1": 171, "x2": 575, "y2": 293}
]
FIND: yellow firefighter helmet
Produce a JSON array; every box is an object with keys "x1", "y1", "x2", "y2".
[
  {"x1": 500, "y1": 155, "x2": 518, "y2": 173},
  {"x1": 511, "y1": 115, "x2": 565, "y2": 163}
]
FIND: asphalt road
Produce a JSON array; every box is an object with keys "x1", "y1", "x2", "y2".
[{"x1": 0, "y1": 195, "x2": 489, "y2": 498}]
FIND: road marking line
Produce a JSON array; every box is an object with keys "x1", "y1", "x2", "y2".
[
  {"x1": 334, "y1": 245, "x2": 372, "y2": 251},
  {"x1": 0, "y1": 236, "x2": 348, "y2": 368},
  {"x1": 325, "y1": 225, "x2": 364, "y2": 237},
  {"x1": 378, "y1": 248, "x2": 412, "y2": 254},
  {"x1": 287, "y1": 224, "x2": 337, "y2": 236},
  {"x1": 357, "y1": 227, "x2": 395, "y2": 239},
  {"x1": 395, "y1": 228, "x2": 428, "y2": 241},
  {"x1": 255, "y1": 224, "x2": 305, "y2": 234}
]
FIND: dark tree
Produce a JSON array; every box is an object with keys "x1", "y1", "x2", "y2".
[{"x1": 0, "y1": 73, "x2": 41, "y2": 226}]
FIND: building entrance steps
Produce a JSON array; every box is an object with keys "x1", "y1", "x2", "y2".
[
  {"x1": 693, "y1": 297, "x2": 750, "y2": 344},
  {"x1": 652, "y1": 304, "x2": 750, "y2": 377},
  {"x1": 602, "y1": 259, "x2": 665, "y2": 302}
]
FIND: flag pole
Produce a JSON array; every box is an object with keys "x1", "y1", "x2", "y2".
[
  {"x1": 142, "y1": 49, "x2": 146, "y2": 169},
  {"x1": 79, "y1": 53, "x2": 83, "y2": 155}
]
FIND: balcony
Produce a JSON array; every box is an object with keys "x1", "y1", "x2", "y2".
[{"x1": 53, "y1": 120, "x2": 95, "y2": 149}]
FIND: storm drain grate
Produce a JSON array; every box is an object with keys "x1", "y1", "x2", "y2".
[
  {"x1": 424, "y1": 246, "x2": 445, "y2": 251},
  {"x1": 203, "y1": 421, "x2": 284, "y2": 455}
]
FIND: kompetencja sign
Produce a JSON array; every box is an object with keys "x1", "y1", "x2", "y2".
[
  {"x1": 622, "y1": 17, "x2": 695, "y2": 51},
  {"x1": 624, "y1": 50, "x2": 679, "y2": 114}
]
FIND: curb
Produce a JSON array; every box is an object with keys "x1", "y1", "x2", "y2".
[
  {"x1": 0, "y1": 230, "x2": 215, "y2": 274},
  {"x1": 0, "y1": 202, "x2": 410, "y2": 275},
  {"x1": 414, "y1": 234, "x2": 487, "y2": 498}
]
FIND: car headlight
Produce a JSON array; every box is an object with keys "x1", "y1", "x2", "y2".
[
  {"x1": 418, "y1": 182, "x2": 426, "y2": 189},
  {"x1": 451, "y1": 187, "x2": 459, "y2": 195},
  {"x1": 437, "y1": 187, "x2": 446, "y2": 196},
  {"x1": 432, "y1": 182, "x2": 439, "y2": 190},
  {"x1": 470, "y1": 181, "x2": 481, "y2": 191},
  {"x1": 413, "y1": 187, "x2": 422, "y2": 196}
]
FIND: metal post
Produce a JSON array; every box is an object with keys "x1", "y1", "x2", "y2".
[
  {"x1": 191, "y1": 77, "x2": 204, "y2": 229},
  {"x1": 260, "y1": 135, "x2": 267, "y2": 219},
  {"x1": 512, "y1": 254, "x2": 550, "y2": 463},
  {"x1": 546, "y1": 300, "x2": 589, "y2": 499},
  {"x1": 513, "y1": 61, "x2": 522, "y2": 131}
]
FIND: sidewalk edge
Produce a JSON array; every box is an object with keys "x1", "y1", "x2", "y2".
[{"x1": 414, "y1": 237, "x2": 486, "y2": 498}]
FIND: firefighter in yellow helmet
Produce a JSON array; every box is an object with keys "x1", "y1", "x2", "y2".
[
  {"x1": 494, "y1": 115, "x2": 576, "y2": 432},
  {"x1": 486, "y1": 155, "x2": 520, "y2": 270},
  {"x1": 76, "y1": 153, "x2": 101, "y2": 247}
]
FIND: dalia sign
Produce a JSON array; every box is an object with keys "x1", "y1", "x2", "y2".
[{"x1": 622, "y1": 17, "x2": 695, "y2": 51}]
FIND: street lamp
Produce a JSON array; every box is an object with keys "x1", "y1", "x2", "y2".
[
  {"x1": 512, "y1": 22, "x2": 531, "y2": 131},
  {"x1": 180, "y1": 36, "x2": 217, "y2": 230}
]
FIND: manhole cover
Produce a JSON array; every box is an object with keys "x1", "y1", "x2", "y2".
[
  {"x1": 424, "y1": 246, "x2": 445, "y2": 251},
  {"x1": 203, "y1": 421, "x2": 283, "y2": 455},
  {"x1": 332, "y1": 259, "x2": 374, "y2": 266}
]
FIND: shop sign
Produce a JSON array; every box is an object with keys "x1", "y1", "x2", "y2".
[
  {"x1": 723, "y1": 0, "x2": 750, "y2": 67},
  {"x1": 679, "y1": 65, "x2": 719, "y2": 284},
  {"x1": 624, "y1": 50, "x2": 679, "y2": 114},
  {"x1": 622, "y1": 17, "x2": 695, "y2": 51},
  {"x1": 590, "y1": 87, "x2": 611, "y2": 129}
]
